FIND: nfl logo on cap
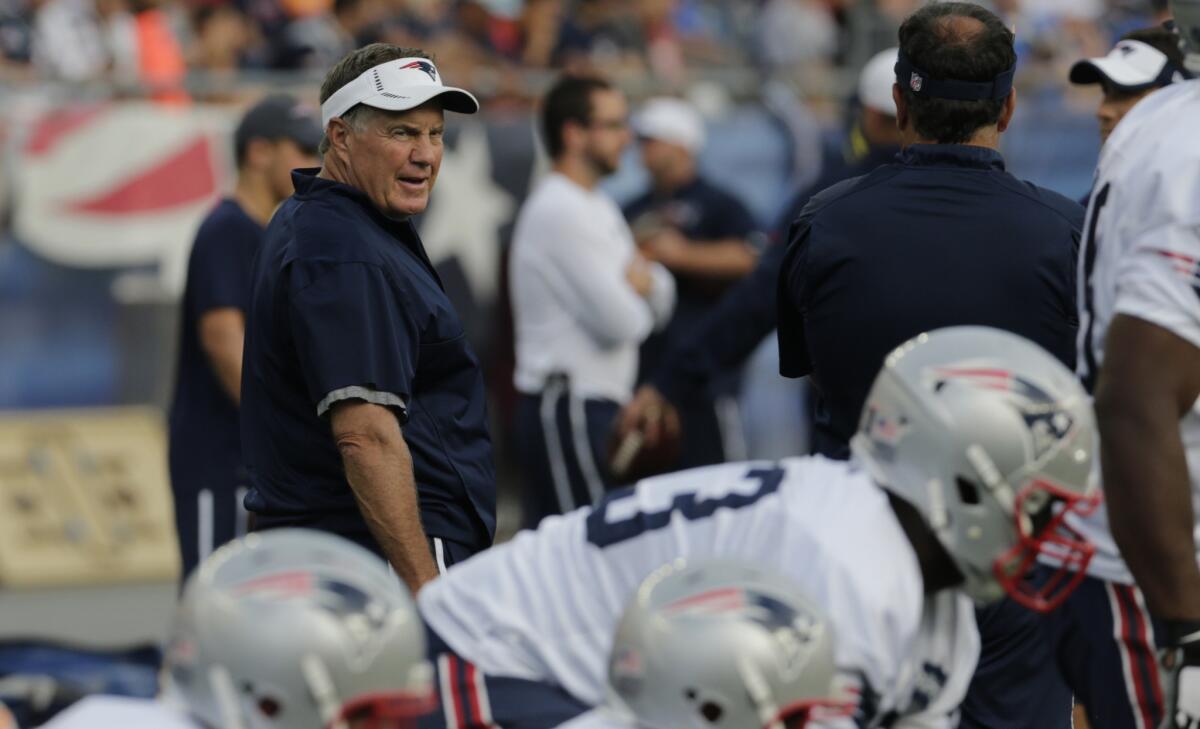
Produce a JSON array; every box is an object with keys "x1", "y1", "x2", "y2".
[{"x1": 910, "y1": 72, "x2": 923, "y2": 92}]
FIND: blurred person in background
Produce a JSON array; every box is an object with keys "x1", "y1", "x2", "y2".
[
  {"x1": 189, "y1": 3, "x2": 259, "y2": 77},
  {"x1": 777, "y1": 4, "x2": 1083, "y2": 727},
  {"x1": 275, "y1": 0, "x2": 387, "y2": 69},
  {"x1": 241, "y1": 45, "x2": 496, "y2": 592},
  {"x1": 510, "y1": 74, "x2": 674, "y2": 528},
  {"x1": 40, "y1": 530, "x2": 435, "y2": 729},
  {"x1": 1069, "y1": 24, "x2": 1190, "y2": 148},
  {"x1": 615, "y1": 48, "x2": 902, "y2": 468},
  {"x1": 622, "y1": 96, "x2": 761, "y2": 471},
  {"x1": 168, "y1": 94, "x2": 321, "y2": 578},
  {"x1": 31, "y1": 0, "x2": 126, "y2": 81}
]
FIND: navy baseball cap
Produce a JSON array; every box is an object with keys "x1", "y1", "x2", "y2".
[{"x1": 235, "y1": 94, "x2": 323, "y2": 158}]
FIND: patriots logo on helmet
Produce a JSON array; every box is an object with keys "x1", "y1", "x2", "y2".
[
  {"x1": 664, "y1": 588, "x2": 820, "y2": 679},
  {"x1": 400, "y1": 60, "x2": 438, "y2": 82},
  {"x1": 930, "y1": 367, "x2": 1075, "y2": 460}
]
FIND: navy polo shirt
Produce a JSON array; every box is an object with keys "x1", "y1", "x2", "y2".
[
  {"x1": 778, "y1": 144, "x2": 1083, "y2": 459},
  {"x1": 168, "y1": 198, "x2": 262, "y2": 490},
  {"x1": 241, "y1": 169, "x2": 496, "y2": 554},
  {"x1": 624, "y1": 177, "x2": 761, "y2": 397}
]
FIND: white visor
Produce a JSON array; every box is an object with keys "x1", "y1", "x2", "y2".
[
  {"x1": 320, "y1": 57, "x2": 480, "y2": 128},
  {"x1": 1069, "y1": 40, "x2": 1175, "y2": 91}
]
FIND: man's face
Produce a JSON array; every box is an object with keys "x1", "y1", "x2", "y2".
[
  {"x1": 582, "y1": 88, "x2": 631, "y2": 177},
  {"x1": 638, "y1": 136, "x2": 686, "y2": 185},
  {"x1": 1097, "y1": 82, "x2": 1154, "y2": 145},
  {"x1": 266, "y1": 138, "x2": 320, "y2": 204},
  {"x1": 344, "y1": 102, "x2": 446, "y2": 218}
]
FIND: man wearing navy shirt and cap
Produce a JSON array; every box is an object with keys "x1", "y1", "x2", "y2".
[
  {"x1": 240, "y1": 44, "x2": 496, "y2": 593},
  {"x1": 621, "y1": 96, "x2": 762, "y2": 471},
  {"x1": 1070, "y1": 25, "x2": 1191, "y2": 148},
  {"x1": 168, "y1": 94, "x2": 321, "y2": 578},
  {"x1": 777, "y1": 3, "x2": 1083, "y2": 727}
]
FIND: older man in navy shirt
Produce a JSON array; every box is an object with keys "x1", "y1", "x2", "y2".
[
  {"x1": 241, "y1": 44, "x2": 495, "y2": 593},
  {"x1": 778, "y1": 4, "x2": 1082, "y2": 728}
]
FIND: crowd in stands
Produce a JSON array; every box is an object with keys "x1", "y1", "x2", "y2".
[{"x1": 0, "y1": 0, "x2": 1176, "y2": 101}]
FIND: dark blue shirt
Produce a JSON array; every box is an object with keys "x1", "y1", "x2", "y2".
[
  {"x1": 624, "y1": 177, "x2": 761, "y2": 398},
  {"x1": 649, "y1": 144, "x2": 902, "y2": 407},
  {"x1": 241, "y1": 170, "x2": 496, "y2": 554},
  {"x1": 169, "y1": 198, "x2": 262, "y2": 488},
  {"x1": 778, "y1": 144, "x2": 1082, "y2": 459}
]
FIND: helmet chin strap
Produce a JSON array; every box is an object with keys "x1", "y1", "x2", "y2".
[{"x1": 303, "y1": 654, "x2": 346, "y2": 729}]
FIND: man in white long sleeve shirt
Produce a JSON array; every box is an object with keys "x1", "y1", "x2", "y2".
[{"x1": 511, "y1": 75, "x2": 675, "y2": 527}]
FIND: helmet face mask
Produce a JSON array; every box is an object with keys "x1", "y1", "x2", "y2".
[
  {"x1": 992, "y1": 477, "x2": 1098, "y2": 613},
  {"x1": 851, "y1": 327, "x2": 1101, "y2": 614},
  {"x1": 332, "y1": 690, "x2": 438, "y2": 729}
]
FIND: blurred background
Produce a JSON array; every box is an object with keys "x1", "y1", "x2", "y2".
[{"x1": 0, "y1": 0, "x2": 1173, "y2": 717}]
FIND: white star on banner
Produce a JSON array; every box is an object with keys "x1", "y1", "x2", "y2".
[{"x1": 419, "y1": 122, "x2": 515, "y2": 304}]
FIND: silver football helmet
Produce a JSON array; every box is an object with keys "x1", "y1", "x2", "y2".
[
  {"x1": 851, "y1": 326, "x2": 1100, "y2": 613},
  {"x1": 607, "y1": 560, "x2": 854, "y2": 729},
  {"x1": 164, "y1": 529, "x2": 434, "y2": 729},
  {"x1": 1172, "y1": 0, "x2": 1200, "y2": 72}
]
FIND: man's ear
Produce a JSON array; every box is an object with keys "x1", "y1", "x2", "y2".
[
  {"x1": 997, "y1": 88, "x2": 1017, "y2": 133},
  {"x1": 892, "y1": 83, "x2": 909, "y2": 132},
  {"x1": 242, "y1": 137, "x2": 271, "y2": 170},
  {"x1": 325, "y1": 118, "x2": 354, "y2": 155},
  {"x1": 561, "y1": 118, "x2": 586, "y2": 154}
]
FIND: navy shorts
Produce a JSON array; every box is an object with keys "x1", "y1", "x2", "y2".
[
  {"x1": 1043, "y1": 571, "x2": 1165, "y2": 729},
  {"x1": 960, "y1": 597, "x2": 1073, "y2": 729},
  {"x1": 514, "y1": 378, "x2": 621, "y2": 529},
  {"x1": 417, "y1": 625, "x2": 589, "y2": 729},
  {"x1": 171, "y1": 466, "x2": 250, "y2": 578}
]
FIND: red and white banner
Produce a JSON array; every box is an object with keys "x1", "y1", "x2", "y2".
[{"x1": 12, "y1": 101, "x2": 234, "y2": 295}]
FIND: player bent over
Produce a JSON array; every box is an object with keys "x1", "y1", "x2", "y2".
[
  {"x1": 415, "y1": 326, "x2": 1101, "y2": 729},
  {"x1": 43, "y1": 529, "x2": 434, "y2": 729}
]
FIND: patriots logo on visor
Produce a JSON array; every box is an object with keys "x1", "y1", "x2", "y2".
[
  {"x1": 400, "y1": 60, "x2": 438, "y2": 81},
  {"x1": 930, "y1": 367, "x2": 1074, "y2": 460},
  {"x1": 910, "y1": 72, "x2": 924, "y2": 92}
]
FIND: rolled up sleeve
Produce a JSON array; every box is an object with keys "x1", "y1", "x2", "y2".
[{"x1": 288, "y1": 261, "x2": 419, "y2": 421}]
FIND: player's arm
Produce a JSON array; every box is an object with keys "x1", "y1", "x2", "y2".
[
  {"x1": 199, "y1": 307, "x2": 246, "y2": 404},
  {"x1": 640, "y1": 228, "x2": 759, "y2": 281},
  {"x1": 1094, "y1": 313, "x2": 1200, "y2": 621},
  {"x1": 330, "y1": 399, "x2": 438, "y2": 593}
]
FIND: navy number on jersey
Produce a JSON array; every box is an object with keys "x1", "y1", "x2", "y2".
[
  {"x1": 585, "y1": 466, "x2": 785, "y2": 548},
  {"x1": 1080, "y1": 182, "x2": 1111, "y2": 392}
]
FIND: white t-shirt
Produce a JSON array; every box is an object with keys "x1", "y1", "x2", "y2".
[
  {"x1": 39, "y1": 696, "x2": 198, "y2": 729},
  {"x1": 418, "y1": 457, "x2": 979, "y2": 728},
  {"x1": 510, "y1": 172, "x2": 675, "y2": 402},
  {"x1": 1071, "y1": 80, "x2": 1200, "y2": 583}
]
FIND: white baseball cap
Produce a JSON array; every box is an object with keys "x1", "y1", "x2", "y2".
[
  {"x1": 859, "y1": 47, "x2": 900, "y2": 116},
  {"x1": 320, "y1": 57, "x2": 479, "y2": 129},
  {"x1": 1069, "y1": 40, "x2": 1182, "y2": 91},
  {"x1": 633, "y1": 97, "x2": 706, "y2": 155}
]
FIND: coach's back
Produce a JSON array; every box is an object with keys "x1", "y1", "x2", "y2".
[{"x1": 778, "y1": 144, "x2": 1080, "y2": 459}]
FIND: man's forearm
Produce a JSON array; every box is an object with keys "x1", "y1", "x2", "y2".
[
  {"x1": 661, "y1": 239, "x2": 758, "y2": 280},
  {"x1": 208, "y1": 346, "x2": 243, "y2": 404},
  {"x1": 341, "y1": 435, "x2": 439, "y2": 593},
  {"x1": 1099, "y1": 400, "x2": 1200, "y2": 620}
]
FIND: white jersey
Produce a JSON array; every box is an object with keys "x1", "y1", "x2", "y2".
[
  {"x1": 419, "y1": 457, "x2": 979, "y2": 728},
  {"x1": 38, "y1": 696, "x2": 197, "y2": 729},
  {"x1": 1071, "y1": 80, "x2": 1200, "y2": 583},
  {"x1": 510, "y1": 172, "x2": 674, "y2": 403}
]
